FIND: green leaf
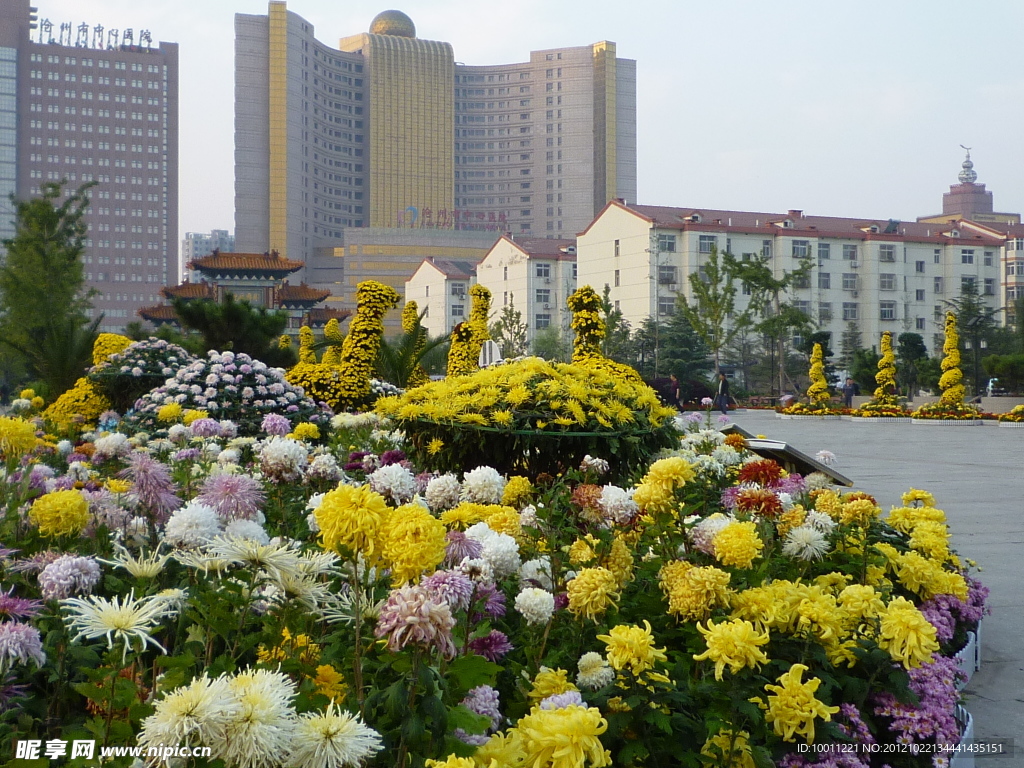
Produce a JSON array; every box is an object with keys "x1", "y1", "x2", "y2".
[
  {"x1": 447, "y1": 705, "x2": 491, "y2": 736},
  {"x1": 446, "y1": 654, "x2": 501, "y2": 693}
]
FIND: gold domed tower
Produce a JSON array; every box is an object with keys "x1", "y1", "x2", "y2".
[{"x1": 369, "y1": 10, "x2": 416, "y2": 37}]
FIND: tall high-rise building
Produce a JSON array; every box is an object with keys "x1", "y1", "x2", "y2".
[
  {"x1": 0, "y1": 0, "x2": 178, "y2": 331},
  {"x1": 181, "y1": 229, "x2": 235, "y2": 277},
  {"x1": 234, "y1": 2, "x2": 636, "y2": 271}
]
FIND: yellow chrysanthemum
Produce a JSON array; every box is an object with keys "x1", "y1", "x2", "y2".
[
  {"x1": 427, "y1": 438, "x2": 445, "y2": 455},
  {"x1": 484, "y1": 506, "x2": 523, "y2": 543},
  {"x1": 568, "y1": 535, "x2": 599, "y2": 566},
  {"x1": 311, "y1": 664, "x2": 347, "y2": 703},
  {"x1": 19, "y1": 389, "x2": 35, "y2": 400},
  {"x1": 659, "y1": 561, "x2": 731, "y2": 622},
  {"x1": 886, "y1": 505, "x2": 947, "y2": 535},
  {"x1": 604, "y1": 537, "x2": 634, "y2": 588},
  {"x1": 29, "y1": 489, "x2": 90, "y2": 537},
  {"x1": 729, "y1": 586, "x2": 778, "y2": 628},
  {"x1": 701, "y1": 730, "x2": 757, "y2": 768},
  {"x1": 516, "y1": 704, "x2": 611, "y2": 768},
  {"x1": 104, "y1": 479, "x2": 132, "y2": 494},
  {"x1": 812, "y1": 489, "x2": 842, "y2": 518},
  {"x1": 528, "y1": 667, "x2": 578, "y2": 704},
  {"x1": 314, "y1": 484, "x2": 391, "y2": 564},
  {"x1": 901, "y1": 488, "x2": 936, "y2": 507},
  {"x1": 839, "y1": 498, "x2": 880, "y2": 527},
  {"x1": 440, "y1": 502, "x2": 489, "y2": 531},
  {"x1": 597, "y1": 620, "x2": 667, "y2": 675},
  {"x1": 378, "y1": 504, "x2": 447, "y2": 585},
  {"x1": 633, "y1": 457, "x2": 695, "y2": 515},
  {"x1": 895, "y1": 551, "x2": 968, "y2": 600},
  {"x1": 754, "y1": 663, "x2": 839, "y2": 743},
  {"x1": 30, "y1": 396, "x2": 44, "y2": 410},
  {"x1": 425, "y1": 757, "x2": 476, "y2": 768},
  {"x1": 837, "y1": 584, "x2": 885, "y2": 623},
  {"x1": 501, "y1": 476, "x2": 533, "y2": 508},
  {"x1": 292, "y1": 422, "x2": 321, "y2": 441},
  {"x1": 693, "y1": 619, "x2": 770, "y2": 680},
  {"x1": 877, "y1": 596, "x2": 940, "y2": 669},
  {"x1": 712, "y1": 521, "x2": 764, "y2": 569},
  {"x1": 567, "y1": 567, "x2": 620, "y2": 622},
  {"x1": 182, "y1": 409, "x2": 208, "y2": 426},
  {"x1": 776, "y1": 506, "x2": 807, "y2": 536},
  {"x1": 156, "y1": 402, "x2": 183, "y2": 423},
  {"x1": 0, "y1": 416, "x2": 39, "y2": 459}
]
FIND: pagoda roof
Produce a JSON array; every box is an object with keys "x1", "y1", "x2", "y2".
[
  {"x1": 307, "y1": 307, "x2": 353, "y2": 327},
  {"x1": 137, "y1": 304, "x2": 180, "y2": 324},
  {"x1": 278, "y1": 282, "x2": 331, "y2": 306},
  {"x1": 162, "y1": 282, "x2": 216, "y2": 301},
  {"x1": 189, "y1": 249, "x2": 304, "y2": 276}
]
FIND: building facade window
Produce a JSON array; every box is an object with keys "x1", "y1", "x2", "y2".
[
  {"x1": 879, "y1": 273, "x2": 897, "y2": 291},
  {"x1": 961, "y1": 249, "x2": 974, "y2": 264},
  {"x1": 657, "y1": 296, "x2": 675, "y2": 316},
  {"x1": 818, "y1": 272, "x2": 831, "y2": 290},
  {"x1": 658, "y1": 265, "x2": 677, "y2": 285},
  {"x1": 817, "y1": 242, "x2": 830, "y2": 260},
  {"x1": 878, "y1": 244, "x2": 896, "y2": 262},
  {"x1": 842, "y1": 273, "x2": 858, "y2": 291},
  {"x1": 842, "y1": 302, "x2": 859, "y2": 321},
  {"x1": 791, "y1": 240, "x2": 810, "y2": 258},
  {"x1": 880, "y1": 301, "x2": 896, "y2": 321},
  {"x1": 961, "y1": 275, "x2": 976, "y2": 292},
  {"x1": 933, "y1": 276, "x2": 944, "y2": 294},
  {"x1": 535, "y1": 288, "x2": 551, "y2": 304},
  {"x1": 657, "y1": 233, "x2": 676, "y2": 252},
  {"x1": 915, "y1": 260, "x2": 925, "y2": 273},
  {"x1": 535, "y1": 313, "x2": 550, "y2": 330},
  {"x1": 535, "y1": 262, "x2": 550, "y2": 278},
  {"x1": 915, "y1": 289, "x2": 926, "y2": 301},
  {"x1": 818, "y1": 302, "x2": 832, "y2": 323},
  {"x1": 983, "y1": 277, "x2": 995, "y2": 296},
  {"x1": 697, "y1": 235, "x2": 715, "y2": 254},
  {"x1": 843, "y1": 244, "x2": 858, "y2": 261}
]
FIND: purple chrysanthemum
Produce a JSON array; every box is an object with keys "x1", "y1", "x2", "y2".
[
  {"x1": 380, "y1": 449, "x2": 406, "y2": 466},
  {"x1": 171, "y1": 448, "x2": 203, "y2": 463},
  {"x1": 119, "y1": 453, "x2": 180, "y2": 524},
  {"x1": 444, "y1": 531, "x2": 483, "y2": 567},
  {"x1": 8, "y1": 550, "x2": 61, "y2": 574},
  {"x1": 540, "y1": 690, "x2": 584, "y2": 710},
  {"x1": 261, "y1": 413, "x2": 291, "y2": 436},
  {"x1": 467, "y1": 630, "x2": 513, "y2": 662},
  {"x1": 455, "y1": 684, "x2": 502, "y2": 744},
  {"x1": 775, "y1": 473, "x2": 807, "y2": 496},
  {"x1": 189, "y1": 418, "x2": 222, "y2": 438},
  {"x1": 472, "y1": 582, "x2": 506, "y2": 620},
  {"x1": 38, "y1": 555, "x2": 101, "y2": 601},
  {"x1": 0, "y1": 588, "x2": 43, "y2": 620},
  {"x1": 0, "y1": 622, "x2": 45, "y2": 669},
  {"x1": 197, "y1": 474, "x2": 266, "y2": 522},
  {"x1": 421, "y1": 570, "x2": 475, "y2": 612}
]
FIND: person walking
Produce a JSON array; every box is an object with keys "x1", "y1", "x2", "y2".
[
  {"x1": 715, "y1": 373, "x2": 730, "y2": 415},
  {"x1": 842, "y1": 377, "x2": 858, "y2": 408}
]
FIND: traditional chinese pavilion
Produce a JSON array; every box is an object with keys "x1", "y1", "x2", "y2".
[{"x1": 138, "y1": 250, "x2": 350, "y2": 330}]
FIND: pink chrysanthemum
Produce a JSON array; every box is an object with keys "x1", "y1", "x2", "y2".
[
  {"x1": 375, "y1": 585, "x2": 456, "y2": 658},
  {"x1": 119, "y1": 453, "x2": 180, "y2": 524},
  {"x1": 197, "y1": 474, "x2": 266, "y2": 521}
]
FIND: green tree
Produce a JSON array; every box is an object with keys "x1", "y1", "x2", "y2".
[
  {"x1": 943, "y1": 280, "x2": 1001, "y2": 396},
  {"x1": 677, "y1": 245, "x2": 753, "y2": 375},
  {"x1": 851, "y1": 347, "x2": 881, "y2": 394},
  {"x1": 982, "y1": 353, "x2": 1024, "y2": 393},
  {"x1": 838, "y1": 322, "x2": 863, "y2": 372},
  {"x1": 531, "y1": 326, "x2": 570, "y2": 361},
  {"x1": 489, "y1": 294, "x2": 529, "y2": 358},
  {"x1": 733, "y1": 253, "x2": 814, "y2": 394},
  {"x1": 896, "y1": 332, "x2": 928, "y2": 399},
  {"x1": 659, "y1": 304, "x2": 712, "y2": 384},
  {"x1": 599, "y1": 284, "x2": 633, "y2": 362},
  {"x1": 377, "y1": 329, "x2": 449, "y2": 387},
  {"x1": 0, "y1": 181, "x2": 99, "y2": 397},
  {"x1": 171, "y1": 294, "x2": 297, "y2": 368}
]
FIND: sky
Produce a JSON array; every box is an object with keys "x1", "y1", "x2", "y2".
[{"x1": 35, "y1": 0, "x2": 1024, "y2": 246}]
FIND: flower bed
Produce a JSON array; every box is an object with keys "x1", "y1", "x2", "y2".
[
  {"x1": 0, "y1": 386, "x2": 989, "y2": 768},
  {"x1": 997, "y1": 404, "x2": 1024, "y2": 425}
]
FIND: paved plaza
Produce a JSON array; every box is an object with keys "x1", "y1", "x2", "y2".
[{"x1": 726, "y1": 411, "x2": 1023, "y2": 764}]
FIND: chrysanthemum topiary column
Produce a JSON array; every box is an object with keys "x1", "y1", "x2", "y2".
[
  {"x1": 938, "y1": 312, "x2": 965, "y2": 407},
  {"x1": 446, "y1": 285, "x2": 491, "y2": 378},
  {"x1": 566, "y1": 285, "x2": 641, "y2": 381},
  {"x1": 402, "y1": 301, "x2": 430, "y2": 388},
  {"x1": 873, "y1": 332, "x2": 898, "y2": 406},
  {"x1": 806, "y1": 343, "x2": 830, "y2": 407},
  {"x1": 44, "y1": 333, "x2": 131, "y2": 430}
]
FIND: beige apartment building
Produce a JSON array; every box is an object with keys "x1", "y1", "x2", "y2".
[
  {"x1": 405, "y1": 258, "x2": 477, "y2": 339},
  {"x1": 577, "y1": 200, "x2": 1004, "y2": 356}
]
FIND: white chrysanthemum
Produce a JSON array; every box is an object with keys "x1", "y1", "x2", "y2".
[
  {"x1": 224, "y1": 519, "x2": 271, "y2": 545},
  {"x1": 458, "y1": 557, "x2": 494, "y2": 585},
  {"x1": 782, "y1": 525, "x2": 831, "y2": 561},
  {"x1": 519, "y1": 557, "x2": 554, "y2": 590},
  {"x1": 56, "y1": 440, "x2": 73, "y2": 456},
  {"x1": 465, "y1": 523, "x2": 520, "y2": 579},
  {"x1": 515, "y1": 587, "x2": 555, "y2": 626},
  {"x1": 519, "y1": 504, "x2": 539, "y2": 527},
  {"x1": 368, "y1": 463, "x2": 417, "y2": 504},
  {"x1": 93, "y1": 432, "x2": 132, "y2": 461},
  {"x1": 259, "y1": 436, "x2": 309, "y2": 483},
  {"x1": 61, "y1": 590, "x2": 176, "y2": 662},
  {"x1": 598, "y1": 485, "x2": 638, "y2": 525},
  {"x1": 66, "y1": 461, "x2": 93, "y2": 482},
  {"x1": 460, "y1": 466, "x2": 506, "y2": 505},
  {"x1": 691, "y1": 454, "x2": 725, "y2": 477},
  {"x1": 424, "y1": 474, "x2": 462, "y2": 511},
  {"x1": 576, "y1": 652, "x2": 615, "y2": 690},
  {"x1": 804, "y1": 472, "x2": 833, "y2": 491},
  {"x1": 804, "y1": 511, "x2": 837, "y2": 533},
  {"x1": 579, "y1": 455, "x2": 610, "y2": 474},
  {"x1": 815, "y1": 450, "x2": 838, "y2": 466},
  {"x1": 167, "y1": 424, "x2": 191, "y2": 444},
  {"x1": 215, "y1": 668, "x2": 298, "y2": 768},
  {"x1": 206, "y1": 536, "x2": 304, "y2": 583},
  {"x1": 218, "y1": 448, "x2": 241, "y2": 465},
  {"x1": 99, "y1": 545, "x2": 171, "y2": 578},
  {"x1": 307, "y1": 453, "x2": 343, "y2": 484},
  {"x1": 711, "y1": 445, "x2": 742, "y2": 466},
  {"x1": 163, "y1": 501, "x2": 223, "y2": 549},
  {"x1": 138, "y1": 674, "x2": 240, "y2": 751},
  {"x1": 123, "y1": 516, "x2": 151, "y2": 548},
  {"x1": 287, "y1": 703, "x2": 384, "y2": 768},
  {"x1": 777, "y1": 492, "x2": 795, "y2": 511},
  {"x1": 688, "y1": 513, "x2": 733, "y2": 555},
  {"x1": 331, "y1": 412, "x2": 383, "y2": 430}
]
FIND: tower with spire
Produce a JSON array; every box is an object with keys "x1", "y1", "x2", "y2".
[{"x1": 917, "y1": 148, "x2": 1020, "y2": 225}]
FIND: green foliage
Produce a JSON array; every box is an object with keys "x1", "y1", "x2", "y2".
[
  {"x1": 376, "y1": 326, "x2": 449, "y2": 388},
  {"x1": 677, "y1": 245, "x2": 752, "y2": 374},
  {"x1": 838, "y1": 322, "x2": 863, "y2": 372},
  {"x1": 489, "y1": 294, "x2": 529, "y2": 358},
  {"x1": 0, "y1": 181, "x2": 99, "y2": 397},
  {"x1": 896, "y1": 333, "x2": 928, "y2": 396},
  {"x1": 171, "y1": 294, "x2": 297, "y2": 368},
  {"x1": 982, "y1": 353, "x2": 1024, "y2": 393},
  {"x1": 851, "y1": 347, "x2": 881, "y2": 394},
  {"x1": 530, "y1": 325, "x2": 570, "y2": 362},
  {"x1": 599, "y1": 284, "x2": 634, "y2": 361}
]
